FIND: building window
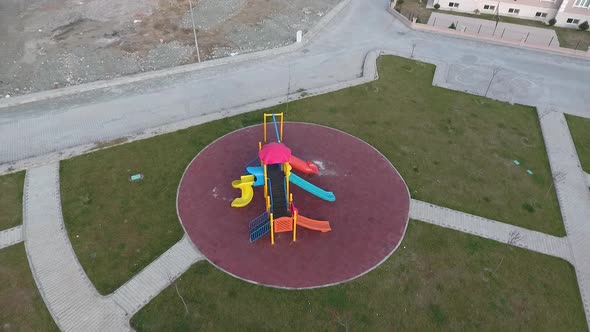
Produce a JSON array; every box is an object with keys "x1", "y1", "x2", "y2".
[
  {"x1": 535, "y1": 12, "x2": 548, "y2": 17},
  {"x1": 448, "y1": 2, "x2": 459, "y2": 7},
  {"x1": 508, "y1": 8, "x2": 520, "y2": 14},
  {"x1": 484, "y1": 5, "x2": 496, "y2": 10},
  {"x1": 574, "y1": 0, "x2": 590, "y2": 8},
  {"x1": 566, "y1": 18, "x2": 580, "y2": 24}
]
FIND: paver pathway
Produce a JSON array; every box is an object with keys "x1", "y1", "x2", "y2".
[
  {"x1": 409, "y1": 199, "x2": 572, "y2": 262},
  {"x1": 537, "y1": 108, "x2": 590, "y2": 325},
  {"x1": 111, "y1": 236, "x2": 203, "y2": 316},
  {"x1": 0, "y1": 225, "x2": 23, "y2": 249},
  {"x1": 23, "y1": 163, "x2": 130, "y2": 331}
]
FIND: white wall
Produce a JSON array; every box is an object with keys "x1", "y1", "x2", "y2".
[
  {"x1": 554, "y1": 12, "x2": 590, "y2": 27},
  {"x1": 496, "y1": 3, "x2": 558, "y2": 21},
  {"x1": 433, "y1": 0, "x2": 558, "y2": 22}
]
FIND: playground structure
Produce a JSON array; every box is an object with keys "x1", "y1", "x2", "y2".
[{"x1": 231, "y1": 113, "x2": 335, "y2": 244}]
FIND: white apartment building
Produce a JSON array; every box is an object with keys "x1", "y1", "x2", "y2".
[
  {"x1": 429, "y1": 0, "x2": 590, "y2": 28},
  {"x1": 555, "y1": 0, "x2": 590, "y2": 27}
]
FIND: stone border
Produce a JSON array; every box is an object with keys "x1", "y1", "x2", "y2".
[
  {"x1": 176, "y1": 122, "x2": 412, "y2": 290},
  {"x1": 0, "y1": 0, "x2": 352, "y2": 110}
]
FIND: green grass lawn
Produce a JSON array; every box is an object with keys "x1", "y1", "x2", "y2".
[
  {"x1": 0, "y1": 171, "x2": 25, "y2": 231},
  {"x1": 396, "y1": 0, "x2": 590, "y2": 50},
  {"x1": 130, "y1": 221, "x2": 586, "y2": 331},
  {"x1": 60, "y1": 55, "x2": 563, "y2": 295},
  {"x1": 0, "y1": 243, "x2": 59, "y2": 331},
  {"x1": 566, "y1": 114, "x2": 590, "y2": 173}
]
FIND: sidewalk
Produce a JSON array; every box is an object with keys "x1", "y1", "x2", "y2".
[
  {"x1": 111, "y1": 236, "x2": 203, "y2": 316},
  {"x1": 409, "y1": 199, "x2": 572, "y2": 262},
  {"x1": 0, "y1": 225, "x2": 23, "y2": 249},
  {"x1": 23, "y1": 163, "x2": 130, "y2": 331},
  {"x1": 537, "y1": 108, "x2": 590, "y2": 325}
]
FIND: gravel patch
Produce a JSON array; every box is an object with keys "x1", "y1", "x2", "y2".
[{"x1": 0, "y1": 0, "x2": 341, "y2": 98}]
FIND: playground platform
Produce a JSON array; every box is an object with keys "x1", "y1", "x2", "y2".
[{"x1": 177, "y1": 123, "x2": 410, "y2": 288}]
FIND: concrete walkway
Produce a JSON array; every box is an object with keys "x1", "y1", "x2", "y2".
[
  {"x1": 20, "y1": 162, "x2": 205, "y2": 330},
  {"x1": 111, "y1": 236, "x2": 203, "y2": 316},
  {"x1": 23, "y1": 163, "x2": 130, "y2": 331},
  {"x1": 0, "y1": 225, "x2": 23, "y2": 249},
  {"x1": 537, "y1": 108, "x2": 590, "y2": 324},
  {"x1": 409, "y1": 199, "x2": 572, "y2": 262}
]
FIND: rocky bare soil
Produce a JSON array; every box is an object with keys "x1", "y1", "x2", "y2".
[{"x1": 0, "y1": 0, "x2": 339, "y2": 98}]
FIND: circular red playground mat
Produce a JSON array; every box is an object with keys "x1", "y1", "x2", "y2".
[{"x1": 177, "y1": 123, "x2": 410, "y2": 288}]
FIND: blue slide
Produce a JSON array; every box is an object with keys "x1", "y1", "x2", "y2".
[
  {"x1": 289, "y1": 173, "x2": 336, "y2": 202},
  {"x1": 246, "y1": 166, "x2": 265, "y2": 187}
]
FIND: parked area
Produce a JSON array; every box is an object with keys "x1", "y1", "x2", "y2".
[{"x1": 0, "y1": 0, "x2": 339, "y2": 98}]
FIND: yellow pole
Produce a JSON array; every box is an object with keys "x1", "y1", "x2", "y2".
[
  {"x1": 270, "y1": 213, "x2": 275, "y2": 245},
  {"x1": 258, "y1": 141, "x2": 262, "y2": 151},
  {"x1": 285, "y1": 163, "x2": 291, "y2": 199},
  {"x1": 279, "y1": 113, "x2": 284, "y2": 141},
  {"x1": 263, "y1": 164, "x2": 268, "y2": 198},
  {"x1": 289, "y1": 193, "x2": 293, "y2": 205},
  {"x1": 293, "y1": 210, "x2": 297, "y2": 242},
  {"x1": 263, "y1": 114, "x2": 267, "y2": 143},
  {"x1": 266, "y1": 196, "x2": 270, "y2": 212}
]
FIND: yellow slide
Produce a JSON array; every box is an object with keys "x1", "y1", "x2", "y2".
[{"x1": 231, "y1": 175, "x2": 255, "y2": 208}]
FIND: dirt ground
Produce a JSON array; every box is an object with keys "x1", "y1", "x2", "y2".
[{"x1": 0, "y1": 0, "x2": 339, "y2": 98}]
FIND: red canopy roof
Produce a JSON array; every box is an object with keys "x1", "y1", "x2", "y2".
[{"x1": 259, "y1": 142, "x2": 292, "y2": 165}]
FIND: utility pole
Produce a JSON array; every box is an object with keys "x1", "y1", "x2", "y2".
[
  {"x1": 187, "y1": 0, "x2": 201, "y2": 63},
  {"x1": 493, "y1": 2, "x2": 500, "y2": 36}
]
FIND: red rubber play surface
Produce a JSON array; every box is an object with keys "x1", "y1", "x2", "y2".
[{"x1": 177, "y1": 123, "x2": 410, "y2": 288}]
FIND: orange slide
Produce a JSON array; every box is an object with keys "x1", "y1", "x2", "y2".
[
  {"x1": 296, "y1": 215, "x2": 331, "y2": 232},
  {"x1": 289, "y1": 155, "x2": 319, "y2": 175}
]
